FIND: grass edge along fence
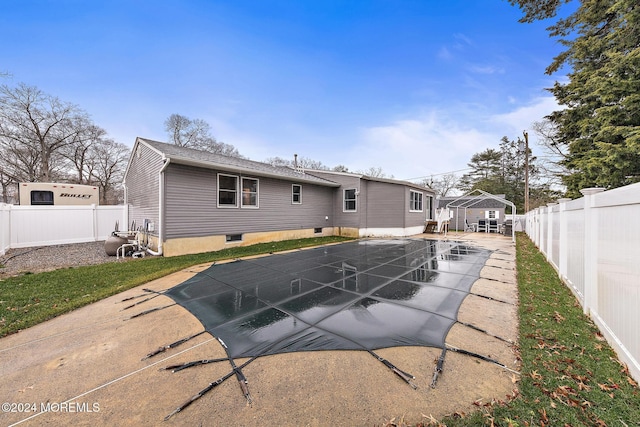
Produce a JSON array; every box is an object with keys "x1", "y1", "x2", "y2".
[{"x1": 436, "y1": 233, "x2": 639, "y2": 427}]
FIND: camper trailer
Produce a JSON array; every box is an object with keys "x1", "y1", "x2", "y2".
[{"x1": 19, "y1": 182, "x2": 99, "y2": 206}]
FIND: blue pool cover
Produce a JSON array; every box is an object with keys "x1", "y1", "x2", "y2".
[{"x1": 165, "y1": 238, "x2": 491, "y2": 359}]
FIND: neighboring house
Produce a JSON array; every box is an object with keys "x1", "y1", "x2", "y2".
[
  {"x1": 436, "y1": 194, "x2": 507, "y2": 230},
  {"x1": 123, "y1": 138, "x2": 435, "y2": 256}
]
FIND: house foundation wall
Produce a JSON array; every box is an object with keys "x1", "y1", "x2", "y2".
[
  {"x1": 162, "y1": 227, "x2": 337, "y2": 257},
  {"x1": 358, "y1": 225, "x2": 425, "y2": 238}
]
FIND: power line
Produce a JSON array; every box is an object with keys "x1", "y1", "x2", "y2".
[{"x1": 403, "y1": 167, "x2": 473, "y2": 181}]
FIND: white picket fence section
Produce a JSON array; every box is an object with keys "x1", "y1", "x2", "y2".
[
  {"x1": 0, "y1": 204, "x2": 128, "y2": 255},
  {"x1": 525, "y1": 183, "x2": 640, "y2": 383}
]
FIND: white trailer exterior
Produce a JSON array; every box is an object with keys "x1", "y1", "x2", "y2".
[{"x1": 19, "y1": 182, "x2": 100, "y2": 206}]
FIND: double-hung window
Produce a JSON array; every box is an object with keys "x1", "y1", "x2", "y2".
[
  {"x1": 292, "y1": 184, "x2": 302, "y2": 204},
  {"x1": 241, "y1": 177, "x2": 259, "y2": 208},
  {"x1": 218, "y1": 174, "x2": 238, "y2": 207},
  {"x1": 344, "y1": 188, "x2": 357, "y2": 212},
  {"x1": 486, "y1": 210, "x2": 499, "y2": 219},
  {"x1": 409, "y1": 190, "x2": 423, "y2": 212}
]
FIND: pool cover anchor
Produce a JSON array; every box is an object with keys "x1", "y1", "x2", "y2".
[
  {"x1": 125, "y1": 302, "x2": 178, "y2": 320},
  {"x1": 368, "y1": 350, "x2": 417, "y2": 389},
  {"x1": 163, "y1": 356, "x2": 258, "y2": 421},
  {"x1": 141, "y1": 330, "x2": 207, "y2": 360},
  {"x1": 162, "y1": 357, "x2": 230, "y2": 372},
  {"x1": 218, "y1": 337, "x2": 253, "y2": 404},
  {"x1": 456, "y1": 321, "x2": 513, "y2": 344},
  {"x1": 445, "y1": 344, "x2": 520, "y2": 376},
  {"x1": 120, "y1": 288, "x2": 167, "y2": 310},
  {"x1": 430, "y1": 347, "x2": 447, "y2": 388},
  {"x1": 120, "y1": 288, "x2": 162, "y2": 302}
]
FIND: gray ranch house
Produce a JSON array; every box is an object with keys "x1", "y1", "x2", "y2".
[{"x1": 123, "y1": 138, "x2": 435, "y2": 256}]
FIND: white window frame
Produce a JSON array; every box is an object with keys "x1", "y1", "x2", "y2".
[
  {"x1": 292, "y1": 184, "x2": 302, "y2": 204},
  {"x1": 343, "y1": 188, "x2": 357, "y2": 212},
  {"x1": 241, "y1": 177, "x2": 259, "y2": 208},
  {"x1": 217, "y1": 173, "x2": 238, "y2": 208},
  {"x1": 409, "y1": 190, "x2": 423, "y2": 212},
  {"x1": 485, "y1": 210, "x2": 499, "y2": 219}
]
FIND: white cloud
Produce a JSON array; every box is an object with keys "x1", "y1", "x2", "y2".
[
  {"x1": 350, "y1": 111, "x2": 496, "y2": 180},
  {"x1": 437, "y1": 46, "x2": 453, "y2": 60},
  {"x1": 470, "y1": 65, "x2": 505, "y2": 74},
  {"x1": 347, "y1": 96, "x2": 561, "y2": 181},
  {"x1": 490, "y1": 96, "x2": 559, "y2": 135},
  {"x1": 453, "y1": 33, "x2": 473, "y2": 46}
]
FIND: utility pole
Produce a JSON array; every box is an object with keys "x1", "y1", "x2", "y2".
[{"x1": 523, "y1": 130, "x2": 530, "y2": 213}]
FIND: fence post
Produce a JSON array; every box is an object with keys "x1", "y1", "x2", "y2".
[
  {"x1": 0, "y1": 203, "x2": 10, "y2": 255},
  {"x1": 535, "y1": 207, "x2": 541, "y2": 247},
  {"x1": 540, "y1": 207, "x2": 547, "y2": 252},
  {"x1": 546, "y1": 203, "x2": 557, "y2": 263},
  {"x1": 580, "y1": 188, "x2": 605, "y2": 316},
  {"x1": 557, "y1": 198, "x2": 572, "y2": 283},
  {"x1": 92, "y1": 204, "x2": 98, "y2": 241}
]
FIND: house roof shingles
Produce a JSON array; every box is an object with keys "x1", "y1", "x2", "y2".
[{"x1": 138, "y1": 138, "x2": 340, "y2": 187}]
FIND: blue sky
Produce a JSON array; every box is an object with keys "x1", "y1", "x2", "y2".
[{"x1": 1, "y1": 0, "x2": 571, "y2": 181}]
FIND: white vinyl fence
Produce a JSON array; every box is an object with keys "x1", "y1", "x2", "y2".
[
  {"x1": 0, "y1": 204, "x2": 128, "y2": 255},
  {"x1": 525, "y1": 183, "x2": 640, "y2": 383}
]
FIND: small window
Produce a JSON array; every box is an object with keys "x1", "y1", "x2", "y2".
[
  {"x1": 486, "y1": 210, "x2": 498, "y2": 219},
  {"x1": 226, "y1": 234, "x2": 243, "y2": 242},
  {"x1": 241, "y1": 177, "x2": 259, "y2": 208},
  {"x1": 410, "y1": 190, "x2": 423, "y2": 212},
  {"x1": 218, "y1": 174, "x2": 238, "y2": 207},
  {"x1": 31, "y1": 191, "x2": 54, "y2": 205},
  {"x1": 344, "y1": 188, "x2": 357, "y2": 212},
  {"x1": 314, "y1": 227, "x2": 322, "y2": 234},
  {"x1": 292, "y1": 184, "x2": 302, "y2": 204}
]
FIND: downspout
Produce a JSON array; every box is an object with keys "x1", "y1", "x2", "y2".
[{"x1": 147, "y1": 158, "x2": 170, "y2": 256}]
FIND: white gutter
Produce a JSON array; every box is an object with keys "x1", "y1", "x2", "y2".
[{"x1": 147, "y1": 158, "x2": 171, "y2": 256}]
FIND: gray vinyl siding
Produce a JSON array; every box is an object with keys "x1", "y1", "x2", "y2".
[
  {"x1": 305, "y1": 171, "x2": 435, "y2": 230},
  {"x1": 306, "y1": 171, "x2": 362, "y2": 228},
  {"x1": 404, "y1": 187, "x2": 429, "y2": 227},
  {"x1": 164, "y1": 164, "x2": 334, "y2": 239},
  {"x1": 363, "y1": 180, "x2": 406, "y2": 228},
  {"x1": 124, "y1": 143, "x2": 163, "y2": 234}
]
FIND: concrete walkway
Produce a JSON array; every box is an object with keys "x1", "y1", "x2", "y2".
[{"x1": 0, "y1": 232, "x2": 518, "y2": 426}]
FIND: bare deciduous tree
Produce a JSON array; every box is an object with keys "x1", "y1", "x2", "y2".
[
  {"x1": 421, "y1": 173, "x2": 459, "y2": 197},
  {"x1": 357, "y1": 166, "x2": 391, "y2": 179},
  {"x1": 0, "y1": 83, "x2": 91, "y2": 182},
  {"x1": 60, "y1": 122, "x2": 107, "y2": 185},
  {"x1": 90, "y1": 139, "x2": 129, "y2": 205},
  {"x1": 164, "y1": 113, "x2": 243, "y2": 157}
]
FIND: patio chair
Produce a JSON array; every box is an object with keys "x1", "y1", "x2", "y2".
[
  {"x1": 477, "y1": 219, "x2": 487, "y2": 232},
  {"x1": 488, "y1": 219, "x2": 499, "y2": 233},
  {"x1": 465, "y1": 219, "x2": 475, "y2": 232}
]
